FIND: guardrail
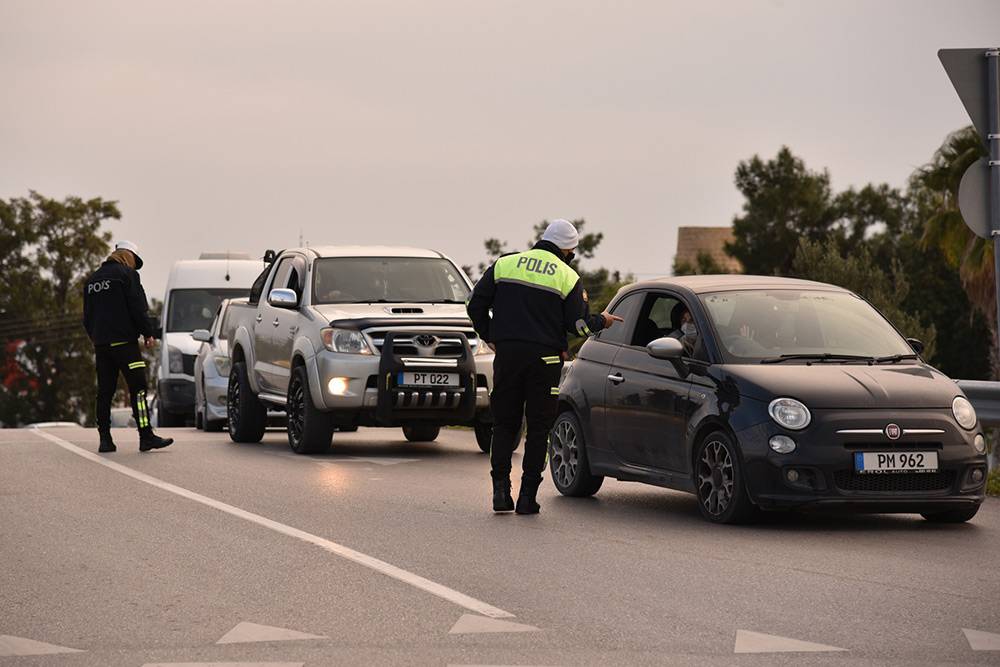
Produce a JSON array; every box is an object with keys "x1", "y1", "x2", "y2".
[{"x1": 957, "y1": 380, "x2": 1000, "y2": 428}]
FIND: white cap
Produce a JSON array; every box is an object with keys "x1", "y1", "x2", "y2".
[
  {"x1": 114, "y1": 240, "x2": 143, "y2": 269},
  {"x1": 541, "y1": 219, "x2": 579, "y2": 250}
]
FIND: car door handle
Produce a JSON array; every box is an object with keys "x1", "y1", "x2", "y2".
[
  {"x1": 255, "y1": 314, "x2": 262, "y2": 324},
  {"x1": 272, "y1": 317, "x2": 280, "y2": 327},
  {"x1": 607, "y1": 373, "x2": 625, "y2": 384}
]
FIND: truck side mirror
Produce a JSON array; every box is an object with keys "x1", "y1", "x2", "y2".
[{"x1": 268, "y1": 288, "x2": 298, "y2": 309}]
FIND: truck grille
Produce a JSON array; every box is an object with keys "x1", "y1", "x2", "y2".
[
  {"x1": 833, "y1": 470, "x2": 956, "y2": 493},
  {"x1": 368, "y1": 331, "x2": 479, "y2": 358}
]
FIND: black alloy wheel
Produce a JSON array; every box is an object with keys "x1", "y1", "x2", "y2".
[
  {"x1": 548, "y1": 411, "x2": 603, "y2": 497},
  {"x1": 694, "y1": 430, "x2": 757, "y2": 524},
  {"x1": 286, "y1": 365, "x2": 333, "y2": 454}
]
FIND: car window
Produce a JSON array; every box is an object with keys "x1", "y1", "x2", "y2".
[
  {"x1": 290, "y1": 256, "x2": 307, "y2": 299},
  {"x1": 312, "y1": 257, "x2": 470, "y2": 304},
  {"x1": 598, "y1": 292, "x2": 642, "y2": 345},
  {"x1": 217, "y1": 304, "x2": 232, "y2": 340},
  {"x1": 268, "y1": 257, "x2": 295, "y2": 297},
  {"x1": 631, "y1": 293, "x2": 683, "y2": 348},
  {"x1": 166, "y1": 289, "x2": 248, "y2": 333},
  {"x1": 248, "y1": 265, "x2": 271, "y2": 305}
]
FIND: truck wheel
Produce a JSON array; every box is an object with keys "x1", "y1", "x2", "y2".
[
  {"x1": 227, "y1": 361, "x2": 266, "y2": 443},
  {"x1": 403, "y1": 424, "x2": 440, "y2": 442},
  {"x1": 287, "y1": 365, "x2": 333, "y2": 454},
  {"x1": 473, "y1": 421, "x2": 522, "y2": 453}
]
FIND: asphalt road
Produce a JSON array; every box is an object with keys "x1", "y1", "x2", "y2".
[{"x1": 2, "y1": 425, "x2": 999, "y2": 667}]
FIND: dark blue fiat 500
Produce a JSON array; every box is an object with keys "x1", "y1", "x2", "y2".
[{"x1": 550, "y1": 276, "x2": 988, "y2": 524}]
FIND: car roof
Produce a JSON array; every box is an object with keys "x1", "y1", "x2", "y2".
[
  {"x1": 625, "y1": 274, "x2": 849, "y2": 295},
  {"x1": 300, "y1": 246, "x2": 444, "y2": 259}
]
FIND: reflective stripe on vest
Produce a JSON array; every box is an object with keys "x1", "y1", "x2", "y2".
[{"x1": 493, "y1": 249, "x2": 579, "y2": 299}]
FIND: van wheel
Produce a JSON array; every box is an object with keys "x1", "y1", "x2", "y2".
[
  {"x1": 549, "y1": 411, "x2": 603, "y2": 497},
  {"x1": 287, "y1": 365, "x2": 333, "y2": 454},
  {"x1": 403, "y1": 424, "x2": 440, "y2": 442},
  {"x1": 694, "y1": 431, "x2": 758, "y2": 524},
  {"x1": 921, "y1": 506, "x2": 980, "y2": 523},
  {"x1": 227, "y1": 361, "x2": 266, "y2": 443}
]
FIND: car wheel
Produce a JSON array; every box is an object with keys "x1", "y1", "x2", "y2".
[
  {"x1": 227, "y1": 360, "x2": 266, "y2": 443},
  {"x1": 287, "y1": 365, "x2": 333, "y2": 454},
  {"x1": 694, "y1": 430, "x2": 758, "y2": 524},
  {"x1": 403, "y1": 424, "x2": 440, "y2": 442},
  {"x1": 921, "y1": 505, "x2": 980, "y2": 523},
  {"x1": 203, "y1": 397, "x2": 224, "y2": 432},
  {"x1": 474, "y1": 421, "x2": 493, "y2": 453},
  {"x1": 549, "y1": 411, "x2": 603, "y2": 497}
]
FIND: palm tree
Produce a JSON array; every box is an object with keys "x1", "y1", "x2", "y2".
[{"x1": 912, "y1": 126, "x2": 995, "y2": 377}]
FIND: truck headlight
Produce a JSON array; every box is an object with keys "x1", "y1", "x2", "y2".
[
  {"x1": 213, "y1": 356, "x2": 231, "y2": 377},
  {"x1": 168, "y1": 345, "x2": 183, "y2": 373},
  {"x1": 768, "y1": 397, "x2": 811, "y2": 430},
  {"x1": 321, "y1": 328, "x2": 373, "y2": 355},
  {"x1": 474, "y1": 339, "x2": 493, "y2": 356},
  {"x1": 952, "y1": 396, "x2": 977, "y2": 430}
]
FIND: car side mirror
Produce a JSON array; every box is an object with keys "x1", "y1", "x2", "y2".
[
  {"x1": 646, "y1": 336, "x2": 690, "y2": 377},
  {"x1": 268, "y1": 288, "x2": 299, "y2": 309},
  {"x1": 192, "y1": 328, "x2": 212, "y2": 343},
  {"x1": 906, "y1": 338, "x2": 925, "y2": 355}
]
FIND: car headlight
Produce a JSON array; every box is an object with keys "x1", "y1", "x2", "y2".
[
  {"x1": 768, "y1": 397, "x2": 811, "y2": 430},
  {"x1": 321, "y1": 328, "x2": 373, "y2": 354},
  {"x1": 213, "y1": 356, "x2": 231, "y2": 377},
  {"x1": 474, "y1": 338, "x2": 493, "y2": 356},
  {"x1": 952, "y1": 396, "x2": 977, "y2": 430},
  {"x1": 167, "y1": 345, "x2": 183, "y2": 373}
]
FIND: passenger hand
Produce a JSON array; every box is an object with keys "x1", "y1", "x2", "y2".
[
  {"x1": 739, "y1": 324, "x2": 756, "y2": 340},
  {"x1": 601, "y1": 312, "x2": 624, "y2": 328}
]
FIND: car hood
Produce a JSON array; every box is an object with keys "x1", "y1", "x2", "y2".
[
  {"x1": 310, "y1": 302, "x2": 471, "y2": 325},
  {"x1": 717, "y1": 363, "x2": 960, "y2": 409}
]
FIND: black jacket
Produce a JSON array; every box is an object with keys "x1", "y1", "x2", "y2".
[
  {"x1": 82, "y1": 260, "x2": 154, "y2": 345},
  {"x1": 467, "y1": 241, "x2": 605, "y2": 352}
]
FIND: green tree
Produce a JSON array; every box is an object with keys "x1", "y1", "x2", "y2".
[{"x1": 0, "y1": 192, "x2": 121, "y2": 426}]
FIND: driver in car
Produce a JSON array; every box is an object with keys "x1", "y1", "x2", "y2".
[{"x1": 669, "y1": 303, "x2": 698, "y2": 356}]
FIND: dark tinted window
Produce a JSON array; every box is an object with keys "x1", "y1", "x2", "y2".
[
  {"x1": 598, "y1": 292, "x2": 642, "y2": 345},
  {"x1": 312, "y1": 257, "x2": 470, "y2": 304},
  {"x1": 167, "y1": 289, "x2": 248, "y2": 333},
  {"x1": 248, "y1": 266, "x2": 271, "y2": 305}
]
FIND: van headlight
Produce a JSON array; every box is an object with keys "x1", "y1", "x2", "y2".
[
  {"x1": 167, "y1": 345, "x2": 184, "y2": 373},
  {"x1": 321, "y1": 328, "x2": 373, "y2": 355},
  {"x1": 952, "y1": 396, "x2": 977, "y2": 430},
  {"x1": 768, "y1": 397, "x2": 811, "y2": 430}
]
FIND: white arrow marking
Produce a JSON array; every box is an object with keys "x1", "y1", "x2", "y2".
[
  {"x1": 319, "y1": 457, "x2": 419, "y2": 467},
  {"x1": 143, "y1": 663, "x2": 304, "y2": 667},
  {"x1": 216, "y1": 622, "x2": 326, "y2": 644},
  {"x1": 0, "y1": 635, "x2": 84, "y2": 656},
  {"x1": 449, "y1": 614, "x2": 540, "y2": 634},
  {"x1": 964, "y1": 628, "x2": 1000, "y2": 651},
  {"x1": 734, "y1": 630, "x2": 847, "y2": 653}
]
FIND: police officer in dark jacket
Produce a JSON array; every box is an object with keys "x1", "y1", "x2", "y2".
[
  {"x1": 83, "y1": 240, "x2": 173, "y2": 453},
  {"x1": 467, "y1": 220, "x2": 622, "y2": 514}
]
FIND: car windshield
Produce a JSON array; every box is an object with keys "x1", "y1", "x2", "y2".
[
  {"x1": 167, "y1": 289, "x2": 248, "y2": 333},
  {"x1": 312, "y1": 257, "x2": 470, "y2": 304},
  {"x1": 699, "y1": 289, "x2": 914, "y2": 362}
]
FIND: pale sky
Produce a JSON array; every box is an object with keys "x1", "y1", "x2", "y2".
[{"x1": 2, "y1": 0, "x2": 998, "y2": 298}]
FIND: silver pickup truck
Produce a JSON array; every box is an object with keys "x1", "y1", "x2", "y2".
[{"x1": 224, "y1": 246, "x2": 495, "y2": 454}]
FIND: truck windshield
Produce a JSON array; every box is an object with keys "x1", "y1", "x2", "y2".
[
  {"x1": 167, "y1": 289, "x2": 248, "y2": 332},
  {"x1": 699, "y1": 289, "x2": 914, "y2": 362},
  {"x1": 312, "y1": 257, "x2": 471, "y2": 304}
]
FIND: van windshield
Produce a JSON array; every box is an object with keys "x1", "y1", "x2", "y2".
[
  {"x1": 312, "y1": 257, "x2": 470, "y2": 304},
  {"x1": 167, "y1": 289, "x2": 248, "y2": 333},
  {"x1": 699, "y1": 289, "x2": 914, "y2": 362}
]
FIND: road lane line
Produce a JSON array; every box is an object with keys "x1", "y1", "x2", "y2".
[{"x1": 32, "y1": 429, "x2": 516, "y2": 619}]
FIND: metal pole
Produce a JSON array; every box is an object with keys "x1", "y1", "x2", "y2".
[{"x1": 989, "y1": 49, "x2": 1000, "y2": 379}]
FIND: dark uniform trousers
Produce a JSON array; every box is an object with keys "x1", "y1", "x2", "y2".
[
  {"x1": 95, "y1": 342, "x2": 152, "y2": 435},
  {"x1": 489, "y1": 340, "x2": 564, "y2": 484}
]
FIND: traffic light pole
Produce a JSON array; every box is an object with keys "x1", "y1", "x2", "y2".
[{"x1": 990, "y1": 49, "x2": 1000, "y2": 373}]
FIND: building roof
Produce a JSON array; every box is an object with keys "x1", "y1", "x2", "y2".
[{"x1": 674, "y1": 226, "x2": 742, "y2": 273}]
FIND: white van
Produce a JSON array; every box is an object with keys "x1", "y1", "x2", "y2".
[{"x1": 156, "y1": 253, "x2": 266, "y2": 426}]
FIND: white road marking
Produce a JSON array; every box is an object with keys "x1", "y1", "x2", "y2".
[
  {"x1": 143, "y1": 663, "x2": 304, "y2": 667},
  {"x1": 0, "y1": 635, "x2": 84, "y2": 656},
  {"x1": 216, "y1": 622, "x2": 325, "y2": 644},
  {"x1": 319, "y1": 456, "x2": 419, "y2": 467},
  {"x1": 734, "y1": 630, "x2": 847, "y2": 653},
  {"x1": 449, "y1": 615, "x2": 540, "y2": 634},
  {"x1": 963, "y1": 628, "x2": 1000, "y2": 651},
  {"x1": 33, "y1": 429, "x2": 516, "y2": 620}
]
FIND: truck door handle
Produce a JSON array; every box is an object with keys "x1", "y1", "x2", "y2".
[
  {"x1": 272, "y1": 317, "x2": 280, "y2": 327},
  {"x1": 607, "y1": 373, "x2": 625, "y2": 384},
  {"x1": 255, "y1": 314, "x2": 262, "y2": 324}
]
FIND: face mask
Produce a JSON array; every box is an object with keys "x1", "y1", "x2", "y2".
[{"x1": 681, "y1": 322, "x2": 697, "y2": 337}]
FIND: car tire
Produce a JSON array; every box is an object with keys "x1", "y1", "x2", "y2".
[
  {"x1": 549, "y1": 410, "x2": 603, "y2": 497},
  {"x1": 287, "y1": 365, "x2": 333, "y2": 454},
  {"x1": 473, "y1": 420, "x2": 522, "y2": 454},
  {"x1": 920, "y1": 505, "x2": 980, "y2": 523},
  {"x1": 227, "y1": 360, "x2": 266, "y2": 443},
  {"x1": 403, "y1": 424, "x2": 440, "y2": 442},
  {"x1": 694, "y1": 430, "x2": 758, "y2": 524}
]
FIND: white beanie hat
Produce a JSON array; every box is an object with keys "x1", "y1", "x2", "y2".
[{"x1": 541, "y1": 219, "x2": 579, "y2": 250}]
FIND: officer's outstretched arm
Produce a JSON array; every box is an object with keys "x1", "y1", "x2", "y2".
[
  {"x1": 126, "y1": 272, "x2": 155, "y2": 339},
  {"x1": 563, "y1": 280, "x2": 606, "y2": 338},
  {"x1": 466, "y1": 263, "x2": 497, "y2": 343}
]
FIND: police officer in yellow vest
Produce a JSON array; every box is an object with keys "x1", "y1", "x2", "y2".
[{"x1": 467, "y1": 220, "x2": 622, "y2": 514}]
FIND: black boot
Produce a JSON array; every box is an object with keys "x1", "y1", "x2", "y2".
[
  {"x1": 492, "y1": 477, "x2": 514, "y2": 512},
  {"x1": 98, "y1": 431, "x2": 116, "y2": 453},
  {"x1": 515, "y1": 478, "x2": 541, "y2": 515},
  {"x1": 139, "y1": 431, "x2": 174, "y2": 452}
]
